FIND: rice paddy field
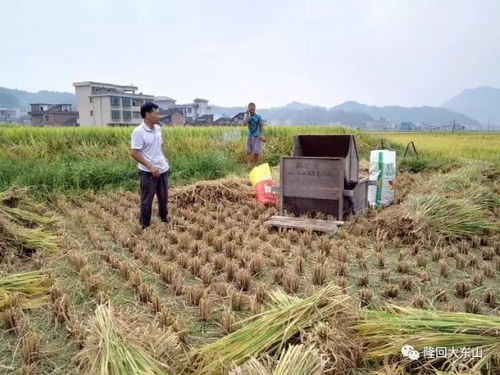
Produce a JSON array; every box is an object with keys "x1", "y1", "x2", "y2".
[
  {"x1": 376, "y1": 132, "x2": 500, "y2": 166},
  {"x1": 0, "y1": 126, "x2": 498, "y2": 374}
]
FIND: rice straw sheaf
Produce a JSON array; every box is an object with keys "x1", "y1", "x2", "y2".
[
  {"x1": 367, "y1": 194, "x2": 497, "y2": 243},
  {"x1": 192, "y1": 283, "x2": 352, "y2": 374},
  {"x1": 404, "y1": 195, "x2": 498, "y2": 239},
  {"x1": 0, "y1": 187, "x2": 57, "y2": 254},
  {"x1": 230, "y1": 344, "x2": 323, "y2": 375},
  {"x1": 75, "y1": 303, "x2": 172, "y2": 375},
  {"x1": 355, "y1": 305, "x2": 500, "y2": 374},
  {"x1": 0, "y1": 270, "x2": 52, "y2": 310},
  {"x1": 416, "y1": 162, "x2": 500, "y2": 210}
]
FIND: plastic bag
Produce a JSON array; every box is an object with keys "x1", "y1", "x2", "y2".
[
  {"x1": 249, "y1": 163, "x2": 277, "y2": 206},
  {"x1": 368, "y1": 150, "x2": 396, "y2": 208}
]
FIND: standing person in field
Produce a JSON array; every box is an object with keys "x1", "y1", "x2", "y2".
[
  {"x1": 130, "y1": 102, "x2": 169, "y2": 229},
  {"x1": 242, "y1": 102, "x2": 265, "y2": 164}
]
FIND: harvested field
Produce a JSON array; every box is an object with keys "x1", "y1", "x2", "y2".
[{"x1": 0, "y1": 129, "x2": 499, "y2": 374}]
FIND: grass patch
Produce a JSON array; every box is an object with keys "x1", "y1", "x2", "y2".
[{"x1": 398, "y1": 157, "x2": 446, "y2": 173}]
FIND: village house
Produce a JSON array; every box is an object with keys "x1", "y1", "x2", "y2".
[
  {"x1": 73, "y1": 81, "x2": 154, "y2": 126},
  {"x1": 28, "y1": 103, "x2": 78, "y2": 126},
  {"x1": 159, "y1": 108, "x2": 184, "y2": 125}
]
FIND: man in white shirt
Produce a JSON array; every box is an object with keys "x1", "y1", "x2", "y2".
[{"x1": 130, "y1": 102, "x2": 169, "y2": 229}]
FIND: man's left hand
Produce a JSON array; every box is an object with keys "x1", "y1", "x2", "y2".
[{"x1": 260, "y1": 136, "x2": 266, "y2": 142}]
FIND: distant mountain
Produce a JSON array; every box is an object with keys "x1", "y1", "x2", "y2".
[
  {"x1": 259, "y1": 106, "x2": 373, "y2": 126},
  {"x1": 282, "y1": 101, "x2": 320, "y2": 110},
  {"x1": 1, "y1": 84, "x2": 489, "y2": 128},
  {"x1": 333, "y1": 101, "x2": 481, "y2": 126},
  {"x1": 213, "y1": 100, "x2": 481, "y2": 128},
  {"x1": 0, "y1": 87, "x2": 76, "y2": 108},
  {"x1": 212, "y1": 103, "x2": 374, "y2": 126},
  {"x1": 211, "y1": 105, "x2": 246, "y2": 118},
  {"x1": 443, "y1": 86, "x2": 500, "y2": 126}
]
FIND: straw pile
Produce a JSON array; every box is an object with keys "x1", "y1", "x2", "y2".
[
  {"x1": 171, "y1": 178, "x2": 253, "y2": 208},
  {"x1": 193, "y1": 283, "x2": 354, "y2": 374},
  {"x1": 364, "y1": 194, "x2": 497, "y2": 243},
  {"x1": 362, "y1": 160, "x2": 499, "y2": 243}
]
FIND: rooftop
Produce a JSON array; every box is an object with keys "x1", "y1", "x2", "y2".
[
  {"x1": 159, "y1": 108, "x2": 183, "y2": 116},
  {"x1": 89, "y1": 93, "x2": 154, "y2": 99},
  {"x1": 73, "y1": 81, "x2": 138, "y2": 91},
  {"x1": 155, "y1": 96, "x2": 176, "y2": 102}
]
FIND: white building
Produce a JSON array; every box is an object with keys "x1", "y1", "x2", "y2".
[
  {"x1": 73, "y1": 81, "x2": 154, "y2": 126},
  {"x1": 154, "y1": 96, "x2": 211, "y2": 123},
  {"x1": 0, "y1": 108, "x2": 18, "y2": 123},
  {"x1": 154, "y1": 96, "x2": 176, "y2": 110}
]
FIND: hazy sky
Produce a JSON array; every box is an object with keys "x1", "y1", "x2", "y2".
[{"x1": 1, "y1": 0, "x2": 499, "y2": 107}]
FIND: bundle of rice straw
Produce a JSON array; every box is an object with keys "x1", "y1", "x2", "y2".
[
  {"x1": 76, "y1": 303, "x2": 171, "y2": 375},
  {"x1": 355, "y1": 305, "x2": 500, "y2": 373},
  {"x1": 0, "y1": 270, "x2": 51, "y2": 310},
  {"x1": 230, "y1": 344, "x2": 323, "y2": 375},
  {"x1": 404, "y1": 195, "x2": 498, "y2": 239},
  {"x1": 0, "y1": 187, "x2": 57, "y2": 254},
  {"x1": 193, "y1": 283, "x2": 352, "y2": 374}
]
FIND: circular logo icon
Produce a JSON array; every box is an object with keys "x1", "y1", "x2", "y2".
[
  {"x1": 408, "y1": 350, "x2": 420, "y2": 361},
  {"x1": 401, "y1": 345, "x2": 414, "y2": 357}
]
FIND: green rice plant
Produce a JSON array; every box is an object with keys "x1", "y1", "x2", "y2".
[
  {"x1": 0, "y1": 271, "x2": 51, "y2": 309},
  {"x1": 398, "y1": 157, "x2": 445, "y2": 173},
  {"x1": 355, "y1": 305, "x2": 500, "y2": 373},
  {"x1": 0, "y1": 126, "x2": 377, "y2": 192},
  {"x1": 192, "y1": 283, "x2": 351, "y2": 374},
  {"x1": 404, "y1": 195, "x2": 498, "y2": 239},
  {"x1": 76, "y1": 303, "x2": 170, "y2": 375},
  {"x1": 377, "y1": 133, "x2": 500, "y2": 165}
]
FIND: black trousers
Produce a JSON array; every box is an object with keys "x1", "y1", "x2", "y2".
[{"x1": 139, "y1": 171, "x2": 168, "y2": 228}]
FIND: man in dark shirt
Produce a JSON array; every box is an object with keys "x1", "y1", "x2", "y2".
[{"x1": 242, "y1": 102, "x2": 265, "y2": 164}]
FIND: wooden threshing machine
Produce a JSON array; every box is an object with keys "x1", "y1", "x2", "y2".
[{"x1": 268, "y1": 135, "x2": 369, "y2": 233}]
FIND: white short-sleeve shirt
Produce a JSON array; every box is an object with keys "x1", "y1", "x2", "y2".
[{"x1": 131, "y1": 122, "x2": 169, "y2": 173}]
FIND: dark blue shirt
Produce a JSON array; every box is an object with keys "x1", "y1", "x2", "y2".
[{"x1": 247, "y1": 113, "x2": 262, "y2": 136}]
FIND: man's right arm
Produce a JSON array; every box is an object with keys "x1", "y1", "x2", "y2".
[{"x1": 130, "y1": 149, "x2": 160, "y2": 177}]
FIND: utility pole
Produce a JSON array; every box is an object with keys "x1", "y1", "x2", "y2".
[{"x1": 452, "y1": 120, "x2": 456, "y2": 133}]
